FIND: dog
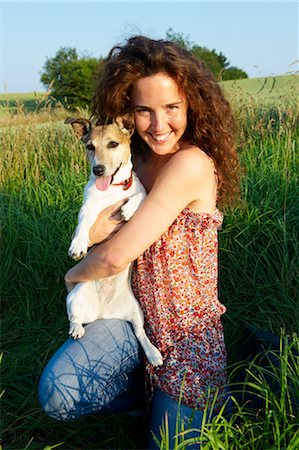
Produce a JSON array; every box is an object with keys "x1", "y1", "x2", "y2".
[{"x1": 64, "y1": 115, "x2": 163, "y2": 367}]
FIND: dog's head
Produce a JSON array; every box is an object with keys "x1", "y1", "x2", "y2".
[{"x1": 65, "y1": 115, "x2": 135, "y2": 190}]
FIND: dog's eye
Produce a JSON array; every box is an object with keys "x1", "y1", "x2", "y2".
[
  {"x1": 107, "y1": 141, "x2": 119, "y2": 149},
  {"x1": 86, "y1": 143, "x2": 95, "y2": 151}
]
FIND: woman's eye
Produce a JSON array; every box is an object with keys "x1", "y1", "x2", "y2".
[
  {"x1": 86, "y1": 143, "x2": 95, "y2": 151},
  {"x1": 135, "y1": 108, "x2": 150, "y2": 115},
  {"x1": 107, "y1": 141, "x2": 119, "y2": 149}
]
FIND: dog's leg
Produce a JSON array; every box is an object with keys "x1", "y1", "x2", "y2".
[
  {"x1": 99, "y1": 266, "x2": 163, "y2": 367},
  {"x1": 68, "y1": 320, "x2": 85, "y2": 339},
  {"x1": 120, "y1": 191, "x2": 146, "y2": 221},
  {"x1": 123, "y1": 264, "x2": 163, "y2": 366},
  {"x1": 66, "y1": 281, "x2": 102, "y2": 339},
  {"x1": 129, "y1": 311, "x2": 163, "y2": 367},
  {"x1": 102, "y1": 298, "x2": 163, "y2": 366},
  {"x1": 69, "y1": 199, "x2": 100, "y2": 260}
]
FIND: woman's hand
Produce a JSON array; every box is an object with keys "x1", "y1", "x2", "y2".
[
  {"x1": 88, "y1": 199, "x2": 127, "y2": 247},
  {"x1": 64, "y1": 199, "x2": 127, "y2": 293}
]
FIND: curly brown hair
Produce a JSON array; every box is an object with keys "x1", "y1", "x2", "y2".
[{"x1": 92, "y1": 35, "x2": 240, "y2": 206}]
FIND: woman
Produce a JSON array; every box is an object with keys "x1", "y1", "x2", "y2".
[{"x1": 39, "y1": 36, "x2": 239, "y2": 448}]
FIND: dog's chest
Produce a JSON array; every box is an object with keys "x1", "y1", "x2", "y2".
[{"x1": 83, "y1": 178, "x2": 141, "y2": 212}]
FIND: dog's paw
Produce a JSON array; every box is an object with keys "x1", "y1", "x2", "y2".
[
  {"x1": 145, "y1": 345, "x2": 163, "y2": 367},
  {"x1": 120, "y1": 192, "x2": 145, "y2": 221},
  {"x1": 68, "y1": 237, "x2": 89, "y2": 260},
  {"x1": 120, "y1": 201, "x2": 135, "y2": 221},
  {"x1": 69, "y1": 322, "x2": 85, "y2": 339}
]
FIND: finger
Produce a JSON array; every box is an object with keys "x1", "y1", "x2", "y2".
[
  {"x1": 109, "y1": 223, "x2": 124, "y2": 238},
  {"x1": 108, "y1": 198, "x2": 128, "y2": 217},
  {"x1": 102, "y1": 222, "x2": 125, "y2": 243},
  {"x1": 111, "y1": 210, "x2": 124, "y2": 222},
  {"x1": 114, "y1": 221, "x2": 125, "y2": 232}
]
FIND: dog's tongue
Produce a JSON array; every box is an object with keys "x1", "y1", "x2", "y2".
[{"x1": 95, "y1": 176, "x2": 112, "y2": 191}]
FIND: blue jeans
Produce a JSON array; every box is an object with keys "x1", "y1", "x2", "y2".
[{"x1": 39, "y1": 319, "x2": 217, "y2": 449}]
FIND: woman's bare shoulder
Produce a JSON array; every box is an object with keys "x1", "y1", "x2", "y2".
[{"x1": 162, "y1": 145, "x2": 215, "y2": 181}]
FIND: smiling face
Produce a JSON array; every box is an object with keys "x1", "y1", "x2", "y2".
[{"x1": 131, "y1": 72, "x2": 188, "y2": 157}]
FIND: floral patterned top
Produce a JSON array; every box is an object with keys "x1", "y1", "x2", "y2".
[{"x1": 131, "y1": 207, "x2": 227, "y2": 410}]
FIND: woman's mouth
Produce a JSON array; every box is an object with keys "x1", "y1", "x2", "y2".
[{"x1": 149, "y1": 131, "x2": 172, "y2": 143}]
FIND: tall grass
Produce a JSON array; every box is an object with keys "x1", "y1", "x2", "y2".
[
  {"x1": 1, "y1": 76, "x2": 298, "y2": 448},
  {"x1": 219, "y1": 92, "x2": 298, "y2": 354},
  {"x1": 155, "y1": 333, "x2": 299, "y2": 449}
]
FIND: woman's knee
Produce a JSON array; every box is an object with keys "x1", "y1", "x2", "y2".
[
  {"x1": 38, "y1": 319, "x2": 143, "y2": 421},
  {"x1": 38, "y1": 370, "x2": 67, "y2": 421},
  {"x1": 38, "y1": 351, "x2": 81, "y2": 421}
]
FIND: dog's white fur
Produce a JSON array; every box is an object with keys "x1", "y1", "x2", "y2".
[{"x1": 65, "y1": 116, "x2": 163, "y2": 367}]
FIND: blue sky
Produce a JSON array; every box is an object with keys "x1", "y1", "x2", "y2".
[{"x1": 1, "y1": 1, "x2": 298, "y2": 93}]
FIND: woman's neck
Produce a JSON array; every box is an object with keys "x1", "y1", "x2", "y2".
[{"x1": 134, "y1": 152, "x2": 171, "y2": 193}]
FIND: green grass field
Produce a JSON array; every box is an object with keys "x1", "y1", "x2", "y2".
[
  {"x1": 222, "y1": 74, "x2": 298, "y2": 103},
  {"x1": 1, "y1": 75, "x2": 299, "y2": 449}
]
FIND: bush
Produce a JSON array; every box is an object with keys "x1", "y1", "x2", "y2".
[
  {"x1": 221, "y1": 66, "x2": 248, "y2": 81},
  {"x1": 40, "y1": 47, "x2": 99, "y2": 109}
]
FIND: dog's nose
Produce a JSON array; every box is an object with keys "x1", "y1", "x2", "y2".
[{"x1": 93, "y1": 165, "x2": 105, "y2": 177}]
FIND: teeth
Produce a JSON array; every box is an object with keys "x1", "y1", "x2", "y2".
[{"x1": 151, "y1": 132, "x2": 171, "y2": 142}]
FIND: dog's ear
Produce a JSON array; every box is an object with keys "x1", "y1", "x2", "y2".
[
  {"x1": 65, "y1": 117, "x2": 92, "y2": 140},
  {"x1": 114, "y1": 114, "x2": 135, "y2": 137}
]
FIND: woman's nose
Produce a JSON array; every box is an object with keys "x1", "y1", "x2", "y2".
[{"x1": 150, "y1": 111, "x2": 164, "y2": 131}]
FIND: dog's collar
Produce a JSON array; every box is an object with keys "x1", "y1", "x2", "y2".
[{"x1": 112, "y1": 170, "x2": 133, "y2": 190}]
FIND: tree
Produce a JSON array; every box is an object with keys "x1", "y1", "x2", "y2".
[
  {"x1": 166, "y1": 28, "x2": 248, "y2": 81},
  {"x1": 41, "y1": 34, "x2": 248, "y2": 109},
  {"x1": 191, "y1": 46, "x2": 224, "y2": 79},
  {"x1": 221, "y1": 66, "x2": 248, "y2": 81},
  {"x1": 166, "y1": 28, "x2": 192, "y2": 50},
  {"x1": 40, "y1": 47, "x2": 99, "y2": 108}
]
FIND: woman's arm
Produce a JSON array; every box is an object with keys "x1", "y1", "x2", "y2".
[{"x1": 65, "y1": 148, "x2": 215, "y2": 285}]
